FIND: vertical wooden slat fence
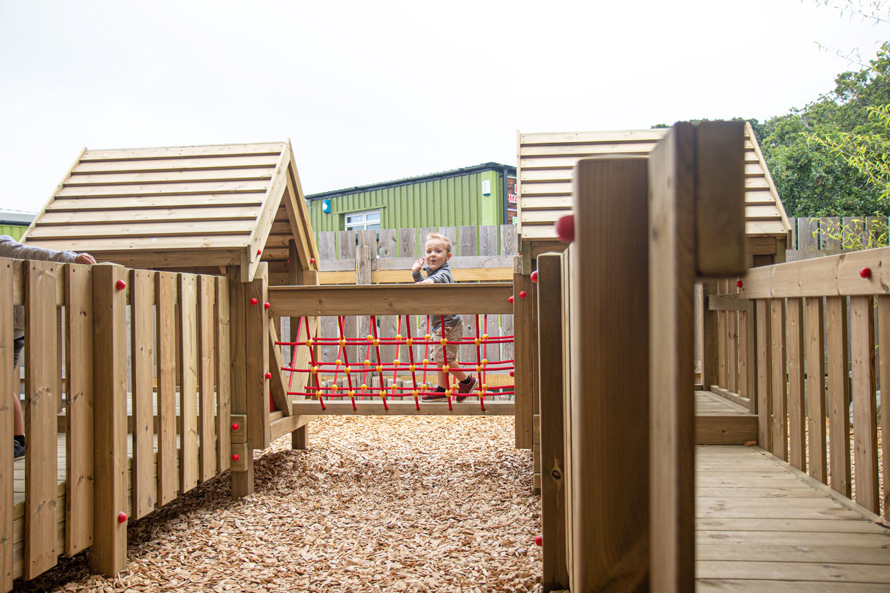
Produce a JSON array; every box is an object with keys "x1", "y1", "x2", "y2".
[
  {"x1": 2, "y1": 258, "x2": 236, "y2": 590},
  {"x1": 737, "y1": 248, "x2": 890, "y2": 518}
]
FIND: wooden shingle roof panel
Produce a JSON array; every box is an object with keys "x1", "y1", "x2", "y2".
[
  {"x1": 517, "y1": 123, "x2": 791, "y2": 244},
  {"x1": 22, "y1": 141, "x2": 318, "y2": 282}
]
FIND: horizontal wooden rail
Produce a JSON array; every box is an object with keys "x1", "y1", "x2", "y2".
[
  {"x1": 319, "y1": 255, "x2": 514, "y2": 272},
  {"x1": 290, "y1": 400, "x2": 515, "y2": 415},
  {"x1": 741, "y1": 245, "x2": 890, "y2": 299},
  {"x1": 268, "y1": 283, "x2": 515, "y2": 316},
  {"x1": 318, "y1": 267, "x2": 513, "y2": 284}
]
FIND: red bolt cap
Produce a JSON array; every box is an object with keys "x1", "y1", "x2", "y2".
[
  {"x1": 736, "y1": 280, "x2": 743, "y2": 288},
  {"x1": 117, "y1": 512, "x2": 127, "y2": 524},
  {"x1": 116, "y1": 279, "x2": 126, "y2": 291},
  {"x1": 531, "y1": 270, "x2": 538, "y2": 284},
  {"x1": 508, "y1": 296, "x2": 514, "y2": 304},
  {"x1": 534, "y1": 535, "x2": 543, "y2": 546},
  {"x1": 231, "y1": 422, "x2": 240, "y2": 431},
  {"x1": 264, "y1": 301, "x2": 271, "y2": 310},
  {"x1": 519, "y1": 291, "x2": 528, "y2": 299},
  {"x1": 860, "y1": 267, "x2": 872, "y2": 279},
  {"x1": 232, "y1": 453, "x2": 240, "y2": 461},
  {"x1": 256, "y1": 248, "x2": 262, "y2": 256},
  {"x1": 250, "y1": 297, "x2": 258, "y2": 305},
  {"x1": 509, "y1": 370, "x2": 514, "y2": 377},
  {"x1": 310, "y1": 257, "x2": 316, "y2": 264},
  {"x1": 555, "y1": 215, "x2": 575, "y2": 244},
  {"x1": 265, "y1": 372, "x2": 272, "y2": 379}
]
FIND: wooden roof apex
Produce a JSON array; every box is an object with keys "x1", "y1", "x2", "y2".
[{"x1": 22, "y1": 140, "x2": 319, "y2": 282}]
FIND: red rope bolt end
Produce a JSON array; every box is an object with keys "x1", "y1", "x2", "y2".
[
  {"x1": 531, "y1": 270, "x2": 538, "y2": 284},
  {"x1": 509, "y1": 370, "x2": 514, "y2": 377},
  {"x1": 231, "y1": 422, "x2": 240, "y2": 431},
  {"x1": 736, "y1": 280, "x2": 743, "y2": 288},
  {"x1": 860, "y1": 267, "x2": 872, "y2": 279},
  {"x1": 264, "y1": 301, "x2": 271, "y2": 310},
  {"x1": 232, "y1": 453, "x2": 240, "y2": 461},
  {"x1": 519, "y1": 291, "x2": 528, "y2": 299},
  {"x1": 264, "y1": 372, "x2": 272, "y2": 379},
  {"x1": 534, "y1": 535, "x2": 543, "y2": 546},
  {"x1": 116, "y1": 279, "x2": 126, "y2": 291},
  {"x1": 118, "y1": 512, "x2": 127, "y2": 524},
  {"x1": 256, "y1": 248, "x2": 262, "y2": 256},
  {"x1": 250, "y1": 297, "x2": 258, "y2": 305},
  {"x1": 310, "y1": 257, "x2": 316, "y2": 264},
  {"x1": 508, "y1": 296, "x2": 514, "y2": 304},
  {"x1": 555, "y1": 214, "x2": 575, "y2": 244}
]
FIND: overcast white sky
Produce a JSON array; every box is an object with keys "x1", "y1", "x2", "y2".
[{"x1": 0, "y1": 0, "x2": 887, "y2": 213}]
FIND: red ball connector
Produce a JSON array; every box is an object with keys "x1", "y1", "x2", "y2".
[
  {"x1": 264, "y1": 301, "x2": 271, "y2": 310},
  {"x1": 117, "y1": 512, "x2": 127, "y2": 524},
  {"x1": 736, "y1": 280, "x2": 743, "y2": 288},
  {"x1": 250, "y1": 298, "x2": 258, "y2": 305},
  {"x1": 116, "y1": 280, "x2": 126, "y2": 291},
  {"x1": 231, "y1": 422, "x2": 240, "y2": 431},
  {"x1": 508, "y1": 296, "x2": 514, "y2": 304},
  {"x1": 232, "y1": 454, "x2": 240, "y2": 462},
  {"x1": 861, "y1": 267, "x2": 872, "y2": 279},
  {"x1": 531, "y1": 271, "x2": 538, "y2": 284},
  {"x1": 555, "y1": 215, "x2": 574, "y2": 244},
  {"x1": 534, "y1": 535, "x2": 543, "y2": 546},
  {"x1": 256, "y1": 249, "x2": 262, "y2": 256},
  {"x1": 310, "y1": 257, "x2": 316, "y2": 264},
  {"x1": 265, "y1": 372, "x2": 272, "y2": 379},
  {"x1": 519, "y1": 291, "x2": 527, "y2": 299}
]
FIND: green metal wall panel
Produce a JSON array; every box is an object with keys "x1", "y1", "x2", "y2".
[
  {"x1": 0, "y1": 225, "x2": 28, "y2": 241},
  {"x1": 307, "y1": 168, "x2": 508, "y2": 233}
]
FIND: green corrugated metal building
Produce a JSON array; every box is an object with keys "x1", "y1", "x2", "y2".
[
  {"x1": 0, "y1": 210, "x2": 36, "y2": 241},
  {"x1": 305, "y1": 163, "x2": 517, "y2": 232}
]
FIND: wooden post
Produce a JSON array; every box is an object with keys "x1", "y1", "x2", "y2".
[
  {"x1": 229, "y1": 266, "x2": 254, "y2": 498},
  {"x1": 90, "y1": 264, "x2": 128, "y2": 576},
  {"x1": 514, "y1": 268, "x2": 535, "y2": 450},
  {"x1": 805, "y1": 297, "x2": 827, "y2": 484},
  {"x1": 700, "y1": 281, "x2": 719, "y2": 391},
  {"x1": 130, "y1": 270, "x2": 155, "y2": 519},
  {"x1": 850, "y1": 296, "x2": 879, "y2": 513},
  {"x1": 246, "y1": 264, "x2": 270, "y2": 451},
  {"x1": 24, "y1": 260, "x2": 61, "y2": 579},
  {"x1": 569, "y1": 157, "x2": 650, "y2": 591},
  {"x1": 536, "y1": 253, "x2": 569, "y2": 592},
  {"x1": 289, "y1": 240, "x2": 309, "y2": 449},
  {"x1": 0, "y1": 259, "x2": 12, "y2": 592},
  {"x1": 826, "y1": 296, "x2": 851, "y2": 498},
  {"x1": 156, "y1": 272, "x2": 177, "y2": 506}
]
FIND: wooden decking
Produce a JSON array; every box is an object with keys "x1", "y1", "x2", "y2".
[
  {"x1": 696, "y1": 445, "x2": 890, "y2": 591},
  {"x1": 695, "y1": 390, "x2": 758, "y2": 445}
]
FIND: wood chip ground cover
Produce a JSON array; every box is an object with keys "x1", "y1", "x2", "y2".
[{"x1": 16, "y1": 416, "x2": 542, "y2": 592}]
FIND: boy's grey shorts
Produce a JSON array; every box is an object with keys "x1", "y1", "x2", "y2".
[{"x1": 430, "y1": 319, "x2": 464, "y2": 364}]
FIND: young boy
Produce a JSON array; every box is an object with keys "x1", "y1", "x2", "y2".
[
  {"x1": 1, "y1": 235, "x2": 96, "y2": 458},
  {"x1": 411, "y1": 232, "x2": 477, "y2": 402}
]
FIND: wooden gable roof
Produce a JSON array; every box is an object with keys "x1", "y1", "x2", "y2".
[
  {"x1": 517, "y1": 123, "x2": 792, "y2": 250},
  {"x1": 22, "y1": 141, "x2": 318, "y2": 283}
]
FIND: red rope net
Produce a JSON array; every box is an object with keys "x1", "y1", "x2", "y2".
[{"x1": 276, "y1": 314, "x2": 515, "y2": 412}]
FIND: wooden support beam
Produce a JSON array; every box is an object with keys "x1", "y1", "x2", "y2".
[
  {"x1": 536, "y1": 253, "x2": 569, "y2": 591},
  {"x1": 228, "y1": 266, "x2": 254, "y2": 498},
  {"x1": 569, "y1": 157, "x2": 649, "y2": 591},
  {"x1": 0, "y1": 259, "x2": 12, "y2": 592},
  {"x1": 514, "y1": 271, "x2": 536, "y2": 450},
  {"x1": 268, "y1": 284, "x2": 513, "y2": 317},
  {"x1": 90, "y1": 264, "x2": 128, "y2": 576},
  {"x1": 268, "y1": 321, "x2": 293, "y2": 416},
  {"x1": 245, "y1": 264, "x2": 270, "y2": 450}
]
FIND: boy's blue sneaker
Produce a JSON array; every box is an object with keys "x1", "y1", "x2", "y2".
[{"x1": 13, "y1": 440, "x2": 24, "y2": 459}]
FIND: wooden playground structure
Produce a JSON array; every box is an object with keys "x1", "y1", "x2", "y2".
[{"x1": 2, "y1": 125, "x2": 889, "y2": 591}]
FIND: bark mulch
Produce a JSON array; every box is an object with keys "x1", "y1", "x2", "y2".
[{"x1": 15, "y1": 416, "x2": 542, "y2": 592}]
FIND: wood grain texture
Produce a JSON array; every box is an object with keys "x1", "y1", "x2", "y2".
[
  {"x1": 24, "y1": 260, "x2": 59, "y2": 578},
  {"x1": 755, "y1": 300, "x2": 772, "y2": 450},
  {"x1": 850, "y1": 296, "x2": 879, "y2": 513},
  {"x1": 130, "y1": 270, "x2": 155, "y2": 519},
  {"x1": 245, "y1": 265, "x2": 270, "y2": 450},
  {"x1": 197, "y1": 276, "x2": 217, "y2": 482},
  {"x1": 536, "y1": 254, "x2": 569, "y2": 591},
  {"x1": 786, "y1": 298, "x2": 806, "y2": 471},
  {"x1": 0, "y1": 259, "x2": 12, "y2": 591},
  {"x1": 89, "y1": 265, "x2": 127, "y2": 576},
  {"x1": 155, "y1": 272, "x2": 177, "y2": 505},
  {"x1": 228, "y1": 267, "x2": 254, "y2": 498},
  {"x1": 826, "y1": 296, "x2": 852, "y2": 497},
  {"x1": 178, "y1": 274, "x2": 199, "y2": 493},
  {"x1": 880, "y1": 296, "x2": 890, "y2": 518},
  {"x1": 570, "y1": 157, "x2": 649, "y2": 591},
  {"x1": 215, "y1": 277, "x2": 232, "y2": 471},
  {"x1": 804, "y1": 297, "x2": 827, "y2": 484},
  {"x1": 769, "y1": 299, "x2": 787, "y2": 461}
]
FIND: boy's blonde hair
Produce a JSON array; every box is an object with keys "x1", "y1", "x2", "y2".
[{"x1": 425, "y1": 232, "x2": 453, "y2": 254}]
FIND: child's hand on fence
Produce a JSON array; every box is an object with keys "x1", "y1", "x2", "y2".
[
  {"x1": 75, "y1": 253, "x2": 96, "y2": 265},
  {"x1": 412, "y1": 257, "x2": 424, "y2": 273},
  {"x1": 416, "y1": 278, "x2": 434, "y2": 285}
]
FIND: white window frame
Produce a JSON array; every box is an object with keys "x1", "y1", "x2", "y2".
[{"x1": 344, "y1": 209, "x2": 381, "y2": 231}]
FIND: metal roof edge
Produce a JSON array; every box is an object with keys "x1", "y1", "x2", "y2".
[{"x1": 306, "y1": 162, "x2": 517, "y2": 201}]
